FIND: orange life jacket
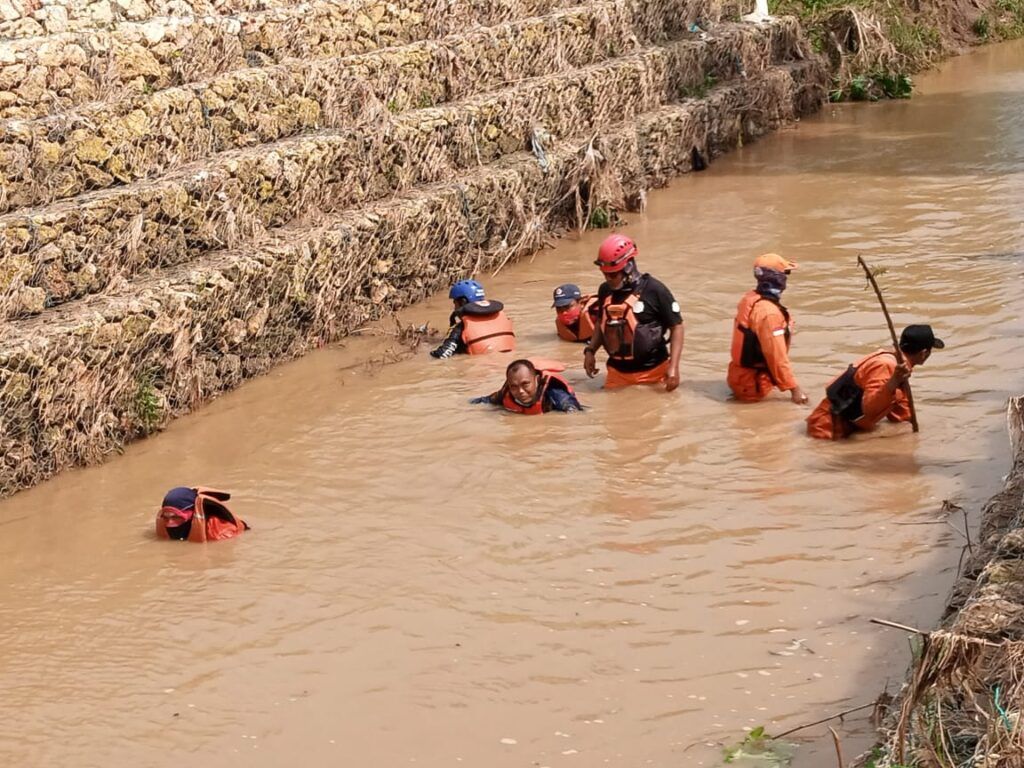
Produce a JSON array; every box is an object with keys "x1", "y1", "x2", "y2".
[
  {"x1": 599, "y1": 290, "x2": 641, "y2": 361},
  {"x1": 155, "y1": 487, "x2": 248, "y2": 542},
  {"x1": 460, "y1": 301, "x2": 516, "y2": 354},
  {"x1": 730, "y1": 292, "x2": 792, "y2": 374},
  {"x1": 500, "y1": 364, "x2": 574, "y2": 415},
  {"x1": 555, "y1": 295, "x2": 598, "y2": 343},
  {"x1": 825, "y1": 351, "x2": 894, "y2": 424}
]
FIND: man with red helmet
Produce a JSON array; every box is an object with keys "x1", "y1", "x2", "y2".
[{"x1": 582, "y1": 234, "x2": 684, "y2": 390}]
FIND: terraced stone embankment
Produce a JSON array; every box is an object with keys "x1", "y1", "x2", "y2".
[
  {"x1": 0, "y1": 0, "x2": 828, "y2": 495},
  {"x1": 0, "y1": 2, "x2": 663, "y2": 209},
  {"x1": 0, "y1": 20, "x2": 805, "y2": 319},
  {"x1": 0, "y1": 0, "x2": 580, "y2": 119}
]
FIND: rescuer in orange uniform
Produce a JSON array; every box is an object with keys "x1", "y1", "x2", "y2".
[
  {"x1": 552, "y1": 283, "x2": 598, "y2": 343},
  {"x1": 472, "y1": 358, "x2": 583, "y2": 414},
  {"x1": 582, "y1": 234, "x2": 684, "y2": 390},
  {"x1": 727, "y1": 253, "x2": 808, "y2": 404},
  {"x1": 430, "y1": 279, "x2": 516, "y2": 358},
  {"x1": 806, "y1": 324, "x2": 945, "y2": 440},
  {"x1": 155, "y1": 487, "x2": 249, "y2": 542}
]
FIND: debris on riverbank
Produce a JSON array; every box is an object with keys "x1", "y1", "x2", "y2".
[
  {"x1": 772, "y1": 0, "x2": 1024, "y2": 100},
  {"x1": 860, "y1": 396, "x2": 1024, "y2": 767}
]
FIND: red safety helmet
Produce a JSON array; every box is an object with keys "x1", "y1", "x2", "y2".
[{"x1": 595, "y1": 234, "x2": 637, "y2": 273}]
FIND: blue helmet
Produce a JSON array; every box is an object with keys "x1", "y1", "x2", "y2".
[{"x1": 449, "y1": 279, "x2": 485, "y2": 303}]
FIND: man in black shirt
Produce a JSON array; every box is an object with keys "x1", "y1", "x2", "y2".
[{"x1": 583, "y1": 234, "x2": 684, "y2": 390}]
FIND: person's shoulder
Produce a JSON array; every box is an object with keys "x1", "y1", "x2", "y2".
[
  {"x1": 750, "y1": 296, "x2": 784, "y2": 318},
  {"x1": 860, "y1": 349, "x2": 897, "y2": 369},
  {"x1": 641, "y1": 274, "x2": 675, "y2": 297}
]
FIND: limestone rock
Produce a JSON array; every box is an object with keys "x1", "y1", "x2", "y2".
[
  {"x1": 73, "y1": 136, "x2": 113, "y2": 165},
  {"x1": 115, "y1": 43, "x2": 162, "y2": 82}
]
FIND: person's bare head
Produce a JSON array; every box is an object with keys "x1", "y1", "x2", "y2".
[{"x1": 505, "y1": 359, "x2": 540, "y2": 406}]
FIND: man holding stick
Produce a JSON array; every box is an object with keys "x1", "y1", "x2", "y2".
[{"x1": 805, "y1": 324, "x2": 945, "y2": 440}]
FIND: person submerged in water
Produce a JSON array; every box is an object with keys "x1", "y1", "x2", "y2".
[
  {"x1": 552, "y1": 283, "x2": 598, "y2": 343},
  {"x1": 472, "y1": 359, "x2": 583, "y2": 414},
  {"x1": 155, "y1": 487, "x2": 249, "y2": 542},
  {"x1": 430, "y1": 279, "x2": 516, "y2": 358},
  {"x1": 805, "y1": 324, "x2": 945, "y2": 440}
]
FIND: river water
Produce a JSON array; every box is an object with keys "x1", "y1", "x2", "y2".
[{"x1": 2, "y1": 39, "x2": 1023, "y2": 768}]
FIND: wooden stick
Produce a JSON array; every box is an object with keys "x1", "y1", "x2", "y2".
[
  {"x1": 962, "y1": 507, "x2": 974, "y2": 556},
  {"x1": 870, "y1": 617, "x2": 1002, "y2": 647},
  {"x1": 857, "y1": 255, "x2": 919, "y2": 432},
  {"x1": 870, "y1": 617, "x2": 928, "y2": 635},
  {"x1": 770, "y1": 704, "x2": 876, "y2": 741},
  {"x1": 828, "y1": 726, "x2": 845, "y2": 768}
]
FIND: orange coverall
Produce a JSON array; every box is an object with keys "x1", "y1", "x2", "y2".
[
  {"x1": 806, "y1": 351, "x2": 913, "y2": 439},
  {"x1": 727, "y1": 291, "x2": 798, "y2": 401}
]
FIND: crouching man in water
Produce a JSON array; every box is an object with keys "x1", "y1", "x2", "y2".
[
  {"x1": 583, "y1": 234, "x2": 684, "y2": 390},
  {"x1": 727, "y1": 253, "x2": 808, "y2": 404},
  {"x1": 430, "y1": 279, "x2": 515, "y2": 358},
  {"x1": 156, "y1": 487, "x2": 249, "y2": 542},
  {"x1": 472, "y1": 359, "x2": 583, "y2": 414},
  {"x1": 806, "y1": 324, "x2": 945, "y2": 440},
  {"x1": 552, "y1": 283, "x2": 598, "y2": 343}
]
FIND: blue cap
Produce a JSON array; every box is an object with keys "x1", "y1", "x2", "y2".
[
  {"x1": 162, "y1": 486, "x2": 197, "y2": 511},
  {"x1": 552, "y1": 283, "x2": 582, "y2": 308}
]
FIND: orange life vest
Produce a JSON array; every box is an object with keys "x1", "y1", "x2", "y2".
[
  {"x1": 460, "y1": 301, "x2": 516, "y2": 354},
  {"x1": 155, "y1": 487, "x2": 248, "y2": 542},
  {"x1": 555, "y1": 295, "x2": 598, "y2": 342},
  {"x1": 730, "y1": 292, "x2": 792, "y2": 373},
  {"x1": 825, "y1": 350, "x2": 894, "y2": 424},
  {"x1": 599, "y1": 291, "x2": 641, "y2": 361},
  {"x1": 500, "y1": 364, "x2": 574, "y2": 415}
]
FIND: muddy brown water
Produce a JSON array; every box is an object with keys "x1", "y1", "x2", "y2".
[{"x1": 2, "y1": 40, "x2": 1024, "y2": 768}]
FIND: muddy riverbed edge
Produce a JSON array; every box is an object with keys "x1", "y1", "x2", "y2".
[{"x1": 857, "y1": 397, "x2": 1024, "y2": 767}]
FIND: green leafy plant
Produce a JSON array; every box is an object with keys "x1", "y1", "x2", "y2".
[
  {"x1": 876, "y1": 72, "x2": 913, "y2": 99},
  {"x1": 588, "y1": 206, "x2": 611, "y2": 229},
  {"x1": 972, "y1": 14, "x2": 991, "y2": 38},
  {"x1": 134, "y1": 372, "x2": 163, "y2": 433},
  {"x1": 849, "y1": 74, "x2": 874, "y2": 101},
  {"x1": 722, "y1": 726, "x2": 793, "y2": 766}
]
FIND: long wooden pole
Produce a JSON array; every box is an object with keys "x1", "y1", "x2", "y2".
[{"x1": 856, "y1": 255, "x2": 919, "y2": 433}]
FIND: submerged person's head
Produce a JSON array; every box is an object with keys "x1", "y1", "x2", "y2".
[
  {"x1": 159, "y1": 486, "x2": 198, "y2": 541},
  {"x1": 552, "y1": 284, "x2": 582, "y2": 324},
  {"x1": 595, "y1": 234, "x2": 639, "y2": 290},
  {"x1": 449, "y1": 279, "x2": 486, "y2": 309},
  {"x1": 899, "y1": 324, "x2": 945, "y2": 366},
  {"x1": 505, "y1": 359, "x2": 541, "y2": 406}
]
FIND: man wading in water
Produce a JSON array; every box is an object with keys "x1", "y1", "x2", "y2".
[
  {"x1": 727, "y1": 253, "x2": 808, "y2": 404},
  {"x1": 583, "y1": 234, "x2": 684, "y2": 390},
  {"x1": 806, "y1": 324, "x2": 945, "y2": 439}
]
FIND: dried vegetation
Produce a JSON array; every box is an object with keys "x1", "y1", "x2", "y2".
[{"x1": 862, "y1": 398, "x2": 1024, "y2": 767}]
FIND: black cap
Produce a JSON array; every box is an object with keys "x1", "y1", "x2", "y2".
[{"x1": 899, "y1": 324, "x2": 945, "y2": 354}]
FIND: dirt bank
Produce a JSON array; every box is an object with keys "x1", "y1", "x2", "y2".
[{"x1": 861, "y1": 397, "x2": 1024, "y2": 766}]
